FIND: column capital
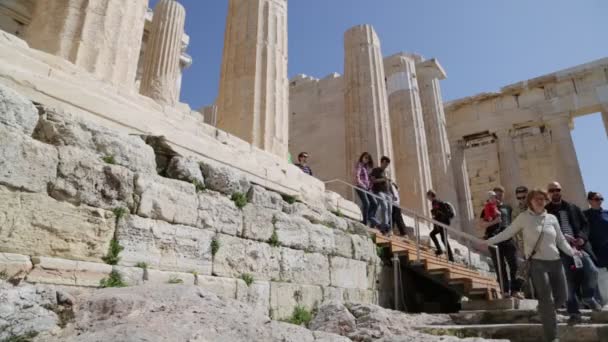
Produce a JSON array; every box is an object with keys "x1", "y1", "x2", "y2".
[{"x1": 416, "y1": 58, "x2": 447, "y2": 80}]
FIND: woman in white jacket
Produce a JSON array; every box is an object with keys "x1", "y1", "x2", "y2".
[{"x1": 486, "y1": 188, "x2": 579, "y2": 342}]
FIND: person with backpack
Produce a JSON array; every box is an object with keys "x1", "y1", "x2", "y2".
[{"x1": 426, "y1": 190, "x2": 455, "y2": 262}]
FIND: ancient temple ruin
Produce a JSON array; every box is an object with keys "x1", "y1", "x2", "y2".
[{"x1": 1, "y1": 1, "x2": 608, "y2": 340}]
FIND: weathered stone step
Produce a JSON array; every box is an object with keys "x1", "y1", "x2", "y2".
[
  {"x1": 462, "y1": 298, "x2": 538, "y2": 311},
  {"x1": 451, "y1": 309, "x2": 599, "y2": 325},
  {"x1": 417, "y1": 323, "x2": 608, "y2": 342}
]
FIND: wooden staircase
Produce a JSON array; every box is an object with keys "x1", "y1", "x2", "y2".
[{"x1": 373, "y1": 232, "x2": 501, "y2": 301}]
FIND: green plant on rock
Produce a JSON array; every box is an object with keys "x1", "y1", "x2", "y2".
[
  {"x1": 102, "y1": 238, "x2": 124, "y2": 265},
  {"x1": 192, "y1": 179, "x2": 206, "y2": 193},
  {"x1": 210, "y1": 237, "x2": 220, "y2": 256},
  {"x1": 376, "y1": 246, "x2": 389, "y2": 259},
  {"x1": 241, "y1": 273, "x2": 254, "y2": 287},
  {"x1": 231, "y1": 192, "x2": 248, "y2": 209},
  {"x1": 167, "y1": 276, "x2": 184, "y2": 284},
  {"x1": 0, "y1": 270, "x2": 8, "y2": 280},
  {"x1": 281, "y1": 194, "x2": 297, "y2": 205},
  {"x1": 102, "y1": 155, "x2": 116, "y2": 165},
  {"x1": 267, "y1": 230, "x2": 280, "y2": 247},
  {"x1": 135, "y1": 262, "x2": 148, "y2": 269},
  {"x1": 287, "y1": 305, "x2": 312, "y2": 326},
  {"x1": 3, "y1": 331, "x2": 39, "y2": 342},
  {"x1": 331, "y1": 209, "x2": 344, "y2": 218},
  {"x1": 112, "y1": 207, "x2": 129, "y2": 222},
  {"x1": 99, "y1": 270, "x2": 127, "y2": 288}
]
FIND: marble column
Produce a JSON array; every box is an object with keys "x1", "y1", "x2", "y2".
[
  {"x1": 216, "y1": 0, "x2": 289, "y2": 158},
  {"x1": 546, "y1": 114, "x2": 587, "y2": 207},
  {"x1": 343, "y1": 25, "x2": 394, "y2": 179},
  {"x1": 495, "y1": 129, "x2": 523, "y2": 205},
  {"x1": 417, "y1": 58, "x2": 461, "y2": 228},
  {"x1": 25, "y1": 0, "x2": 148, "y2": 91},
  {"x1": 140, "y1": 0, "x2": 186, "y2": 106},
  {"x1": 383, "y1": 53, "x2": 432, "y2": 215},
  {"x1": 451, "y1": 140, "x2": 476, "y2": 236},
  {"x1": 603, "y1": 112, "x2": 608, "y2": 139}
]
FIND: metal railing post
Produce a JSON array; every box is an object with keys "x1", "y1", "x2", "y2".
[
  {"x1": 492, "y1": 245, "x2": 504, "y2": 296},
  {"x1": 415, "y1": 216, "x2": 421, "y2": 262},
  {"x1": 393, "y1": 254, "x2": 400, "y2": 310},
  {"x1": 467, "y1": 240, "x2": 473, "y2": 269}
]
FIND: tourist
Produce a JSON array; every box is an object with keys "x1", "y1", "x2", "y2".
[
  {"x1": 584, "y1": 191, "x2": 608, "y2": 306},
  {"x1": 389, "y1": 181, "x2": 408, "y2": 237},
  {"x1": 485, "y1": 189, "x2": 579, "y2": 342},
  {"x1": 353, "y1": 152, "x2": 378, "y2": 226},
  {"x1": 426, "y1": 190, "x2": 455, "y2": 262},
  {"x1": 480, "y1": 186, "x2": 523, "y2": 298},
  {"x1": 512, "y1": 186, "x2": 530, "y2": 251},
  {"x1": 370, "y1": 156, "x2": 392, "y2": 235},
  {"x1": 482, "y1": 191, "x2": 501, "y2": 223},
  {"x1": 294, "y1": 152, "x2": 313, "y2": 176},
  {"x1": 545, "y1": 182, "x2": 602, "y2": 322}
]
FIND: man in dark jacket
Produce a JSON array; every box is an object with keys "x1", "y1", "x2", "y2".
[
  {"x1": 584, "y1": 191, "x2": 608, "y2": 306},
  {"x1": 546, "y1": 182, "x2": 601, "y2": 322},
  {"x1": 426, "y1": 190, "x2": 454, "y2": 262}
]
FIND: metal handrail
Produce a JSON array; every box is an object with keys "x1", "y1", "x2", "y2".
[{"x1": 324, "y1": 178, "x2": 505, "y2": 296}]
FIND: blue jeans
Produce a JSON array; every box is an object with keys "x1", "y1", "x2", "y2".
[
  {"x1": 561, "y1": 251, "x2": 599, "y2": 314},
  {"x1": 356, "y1": 188, "x2": 378, "y2": 226},
  {"x1": 375, "y1": 192, "x2": 392, "y2": 232}
]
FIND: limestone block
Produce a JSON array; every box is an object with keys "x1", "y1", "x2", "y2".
[
  {"x1": 343, "y1": 288, "x2": 376, "y2": 304},
  {"x1": 145, "y1": 269, "x2": 196, "y2": 285},
  {"x1": 274, "y1": 212, "x2": 312, "y2": 250},
  {"x1": 351, "y1": 235, "x2": 377, "y2": 263},
  {"x1": 322, "y1": 286, "x2": 345, "y2": 303},
  {"x1": 0, "y1": 253, "x2": 33, "y2": 279},
  {"x1": 116, "y1": 215, "x2": 213, "y2": 275},
  {"x1": 34, "y1": 108, "x2": 157, "y2": 174},
  {"x1": 27, "y1": 257, "x2": 112, "y2": 287},
  {"x1": 197, "y1": 275, "x2": 238, "y2": 299},
  {"x1": 241, "y1": 205, "x2": 276, "y2": 242},
  {"x1": 0, "y1": 126, "x2": 58, "y2": 193},
  {"x1": 0, "y1": 188, "x2": 114, "y2": 262},
  {"x1": 270, "y1": 321, "x2": 315, "y2": 342},
  {"x1": 347, "y1": 220, "x2": 369, "y2": 236},
  {"x1": 0, "y1": 83, "x2": 38, "y2": 135},
  {"x1": 313, "y1": 331, "x2": 352, "y2": 342},
  {"x1": 269, "y1": 282, "x2": 323, "y2": 320},
  {"x1": 320, "y1": 211, "x2": 349, "y2": 231},
  {"x1": 333, "y1": 231, "x2": 354, "y2": 259},
  {"x1": 113, "y1": 266, "x2": 144, "y2": 286},
  {"x1": 213, "y1": 235, "x2": 281, "y2": 281},
  {"x1": 283, "y1": 202, "x2": 323, "y2": 224},
  {"x1": 247, "y1": 185, "x2": 283, "y2": 211},
  {"x1": 51, "y1": 146, "x2": 135, "y2": 210},
  {"x1": 199, "y1": 161, "x2": 251, "y2": 196},
  {"x1": 197, "y1": 191, "x2": 243, "y2": 236},
  {"x1": 166, "y1": 156, "x2": 205, "y2": 186},
  {"x1": 280, "y1": 248, "x2": 330, "y2": 286},
  {"x1": 309, "y1": 224, "x2": 336, "y2": 255},
  {"x1": 329, "y1": 257, "x2": 368, "y2": 289},
  {"x1": 236, "y1": 279, "x2": 271, "y2": 315},
  {"x1": 367, "y1": 263, "x2": 381, "y2": 290},
  {"x1": 134, "y1": 174, "x2": 198, "y2": 226}
]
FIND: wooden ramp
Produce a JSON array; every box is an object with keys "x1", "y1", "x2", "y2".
[{"x1": 374, "y1": 232, "x2": 501, "y2": 301}]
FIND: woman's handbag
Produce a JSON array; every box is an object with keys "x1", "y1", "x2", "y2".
[{"x1": 516, "y1": 217, "x2": 545, "y2": 281}]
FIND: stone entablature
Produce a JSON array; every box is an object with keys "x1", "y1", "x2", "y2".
[{"x1": 445, "y1": 57, "x2": 608, "y2": 211}]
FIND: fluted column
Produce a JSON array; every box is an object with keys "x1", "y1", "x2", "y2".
[
  {"x1": 25, "y1": 0, "x2": 148, "y2": 91},
  {"x1": 140, "y1": 0, "x2": 186, "y2": 106},
  {"x1": 496, "y1": 129, "x2": 523, "y2": 205},
  {"x1": 383, "y1": 53, "x2": 432, "y2": 215},
  {"x1": 417, "y1": 58, "x2": 462, "y2": 229},
  {"x1": 344, "y1": 25, "x2": 394, "y2": 179},
  {"x1": 546, "y1": 114, "x2": 587, "y2": 207},
  {"x1": 216, "y1": 0, "x2": 289, "y2": 158},
  {"x1": 451, "y1": 140, "x2": 476, "y2": 236}
]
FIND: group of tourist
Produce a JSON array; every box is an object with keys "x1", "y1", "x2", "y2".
[
  {"x1": 292, "y1": 150, "x2": 608, "y2": 342},
  {"x1": 481, "y1": 182, "x2": 608, "y2": 342}
]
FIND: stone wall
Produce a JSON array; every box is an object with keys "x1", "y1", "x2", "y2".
[{"x1": 0, "y1": 84, "x2": 380, "y2": 320}]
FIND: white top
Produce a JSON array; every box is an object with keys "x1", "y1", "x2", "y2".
[{"x1": 487, "y1": 210, "x2": 574, "y2": 261}]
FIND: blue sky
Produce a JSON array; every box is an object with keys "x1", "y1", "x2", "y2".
[{"x1": 155, "y1": 0, "x2": 608, "y2": 202}]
